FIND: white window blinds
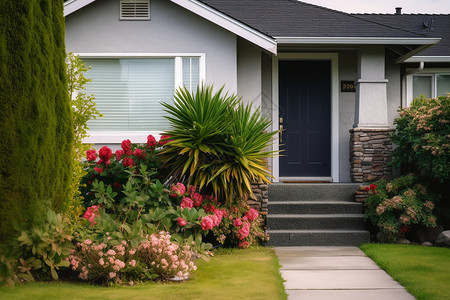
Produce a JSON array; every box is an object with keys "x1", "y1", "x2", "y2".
[
  {"x1": 182, "y1": 57, "x2": 200, "y2": 93},
  {"x1": 83, "y1": 57, "x2": 201, "y2": 132},
  {"x1": 84, "y1": 58, "x2": 174, "y2": 131}
]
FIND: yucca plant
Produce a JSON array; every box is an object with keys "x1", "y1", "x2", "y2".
[{"x1": 159, "y1": 85, "x2": 277, "y2": 204}]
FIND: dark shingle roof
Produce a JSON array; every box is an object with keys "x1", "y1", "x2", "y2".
[
  {"x1": 354, "y1": 14, "x2": 450, "y2": 56},
  {"x1": 198, "y1": 0, "x2": 424, "y2": 38}
]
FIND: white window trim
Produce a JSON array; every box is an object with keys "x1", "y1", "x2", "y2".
[
  {"x1": 77, "y1": 53, "x2": 206, "y2": 144},
  {"x1": 271, "y1": 53, "x2": 339, "y2": 183},
  {"x1": 405, "y1": 68, "x2": 450, "y2": 107}
]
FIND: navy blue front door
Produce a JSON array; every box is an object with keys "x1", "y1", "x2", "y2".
[{"x1": 279, "y1": 60, "x2": 331, "y2": 177}]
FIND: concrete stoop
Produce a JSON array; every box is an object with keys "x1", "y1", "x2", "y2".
[{"x1": 267, "y1": 183, "x2": 370, "y2": 246}]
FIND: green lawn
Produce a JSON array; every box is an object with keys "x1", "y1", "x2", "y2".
[
  {"x1": 0, "y1": 247, "x2": 287, "y2": 300},
  {"x1": 360, "y1": 244, "x2": 450, "y2": 300}
]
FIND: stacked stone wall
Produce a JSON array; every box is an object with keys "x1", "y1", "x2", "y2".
[
  {"x1": 248, "y1": 182, "x2": 269, "y2": 225},
  {"x1": 350, "y1": 129, "x2": 393, "y2": 183}
]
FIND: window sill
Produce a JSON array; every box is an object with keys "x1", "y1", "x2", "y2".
[{"x1": 83, "y1": 131, "x2": 165, "y2": 144}]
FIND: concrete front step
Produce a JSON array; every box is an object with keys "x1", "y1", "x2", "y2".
[
  {"x1": 267, "y1": 214, "x2": 365, "y2": 230},
  {"x1": 269, "y1": 183, "x2": 360, "y2": 202},
  {"x1": 267, "y1": 229, "x2": 370, "y2": 246},
  {"x1": 269, "y1": 201, "x2": 362, "y2": 214}
]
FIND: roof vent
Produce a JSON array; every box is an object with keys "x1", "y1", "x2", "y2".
[
  {"x1": 120, "y1": 0, "x2": 150, "y2": 20},
  {"x1": 395, "y1": 7, "x2": 402, "y2": 15}
]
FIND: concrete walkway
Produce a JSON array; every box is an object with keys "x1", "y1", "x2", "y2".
[{"x1": 275, "y1": 247, "x2": 415, "y2": 300}]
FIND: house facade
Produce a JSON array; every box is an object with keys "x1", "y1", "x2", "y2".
[{"x1": 64, "y1": 0, "x2": 450, "y2": 183}]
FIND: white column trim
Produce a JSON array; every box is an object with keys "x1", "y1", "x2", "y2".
[
  {"x1": 271, "y1": 56, "x2": 280, "y2": 182},
  {"x1": 272, "y1": 53, "x2": 339, "y2": 183}
]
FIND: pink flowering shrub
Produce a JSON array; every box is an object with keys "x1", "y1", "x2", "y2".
[
  {"x1": 392, "y1": 95, "x2": 450, "y2": 182},
  {"x1": 68, "y1": 232, "x2": 197, "y2": 284},
  {"x1": 364, "y1": 174, "x2": 439, "y2": 243},
  {"x1": 83, "y1": 205, "x2": 100, "y2": 226},
  {"x1": 138, "y1": 232, "x2": 197, "y2": 280},
  {"x1": 68, "y1": 239, "x2": 138, "y2": 283}
]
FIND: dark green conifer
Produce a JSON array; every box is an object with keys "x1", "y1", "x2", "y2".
[{"x1": 0, "y1": 0, "x2": 72, "y2": 241}]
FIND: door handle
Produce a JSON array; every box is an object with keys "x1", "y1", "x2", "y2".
[{"x1": 279, "y1": 124, "x2": 283, "y2": 143}]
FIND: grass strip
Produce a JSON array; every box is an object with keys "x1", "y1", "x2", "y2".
[
  {"x1": 0, "y1": 246, "x2": 287, "y2": 300},
  {"x1": 360, "y1": 244, "x2": 450, "y2": 300}
]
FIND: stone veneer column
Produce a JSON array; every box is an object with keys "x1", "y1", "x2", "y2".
[
  {"x1": 350, "y1": 46, "x2": 393, "y2": 183},
  {"x1": 350, "y1": 129, "x2": 393, "y2": 182}
]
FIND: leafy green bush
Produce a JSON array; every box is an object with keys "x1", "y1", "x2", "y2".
[
  {"x1": 392, "y1": 95, "x2": 450, "y2": 182},
  {"x1": 160, "y1": 85, "x2": 277, "y2": 202},
  {"x1": 364, "y1": 175, "x2": 439, "y2": 242},
  {"x1": 0, "y1": 210, "x2": 73, "y2": 286},
  {"x1": 66, "y1": 53, "x2": 102, "y2": 220}
]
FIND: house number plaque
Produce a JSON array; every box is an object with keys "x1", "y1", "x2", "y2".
[{"x1": 341, "y1": 81, "x2": 356, "y2": 92}]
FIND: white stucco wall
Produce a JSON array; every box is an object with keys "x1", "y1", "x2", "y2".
[{"x1": 65, "y1": 0, "x2": 237, "y2": 92}]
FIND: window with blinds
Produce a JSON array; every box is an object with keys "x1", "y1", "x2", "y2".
[
  {"x1": 83, "y1": 57, "x2": 201, "y2": 132},
  {"x1": 182, "y1": 57, "x2": 200, "y2": 93},
  {"x1": 413, "y1": 73, "x2": 450, "y2": 99}
]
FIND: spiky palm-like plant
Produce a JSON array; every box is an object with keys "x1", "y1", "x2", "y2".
[{"x1": 160, "y1": 85, "x2": 277, "y2": 203}]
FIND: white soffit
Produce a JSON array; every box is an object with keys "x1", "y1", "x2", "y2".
[
  {"x1": 64, "y1": 0, "x2": 97, "y2": 16},
  {"x1": 170, "y1": 0, "x2": 277, "y2": 54}
]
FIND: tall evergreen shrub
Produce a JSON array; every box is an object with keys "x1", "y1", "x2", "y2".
[{"x1": 0, "y1": 0, "x2": 72, "y2": 241}]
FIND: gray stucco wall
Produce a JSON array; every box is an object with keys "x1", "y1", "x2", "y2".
[
  {"x1": 237, "y1": 39, "x2": 262, "y2": 108},
  {"x1": 385, "y1": 49, "x2": 401, "y2": 127},
  {"x1": 65, "y1": 0, "x2": 237, "y2": 92},
  {"x1": 338, "y1": 50, "x2": 358, "y2": 182}
]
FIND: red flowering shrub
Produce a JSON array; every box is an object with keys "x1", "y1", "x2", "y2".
[
  {"x1": 98, "y1": 146, "x2": 112, "y2": 163},
  {"x1": 80, "y1": 135, "x2": 167, "y2": 207},
  {"x1": 177, "y1": 217, "x2": 187, "y2": 227},
  {"x1": 147, "y1": 135, "x2": 157, "y2": 148},
  {"x1": 83, "y1": 205, "x2": 100, "y2": 226},
  {"x1": 86, "y1": 149, "x2": 97, "y2": 161},
  {"x1": 159, "y1": 135, "x2": 172, "y2": 146},
  {"x1": 169, "y1": 183, "x2": 268, "y2": 248}
]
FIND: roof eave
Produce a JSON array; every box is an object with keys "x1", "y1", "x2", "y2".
[
  {"x1": 170, "y1": 0, "x2": 277, "y2": 54},
  {"x1": 404, "y1": 56, "x2": 450, "y2": 63},
  {"x1": 64, "y1": 0, "x2": 97, "y2": 17},
  {"x1": 275, "y1": 37, "x2": 441, "y2": 45}
]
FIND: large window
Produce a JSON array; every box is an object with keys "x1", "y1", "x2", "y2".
[
  {"x1": 81, "y1": 55, "x2": 203, "y2": 143},
  {"x1": 408, "y1": 72, "x2": 450, "y2": 104}
]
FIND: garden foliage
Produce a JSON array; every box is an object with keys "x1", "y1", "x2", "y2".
[
  {"x1": 364, "y1": 174, "x2": 439, "y2": 242},
  {"x1": 66, "y1": 53, "x2": 102, "y2": 220},
  {"x1": 160, "y1": 85, "x2": 277, "y2": 202},
  {"x1": 392, "y1": 95, "x2": 450, "y2": 182},
  {"x1": 0, "y1": 0, "x2": 72, "y2": 241}
]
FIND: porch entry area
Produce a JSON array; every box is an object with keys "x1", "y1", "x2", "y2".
[{"x1": 278, "y1": 60, "x2": 331, "y2": 179}]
